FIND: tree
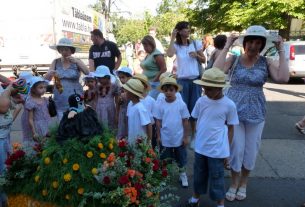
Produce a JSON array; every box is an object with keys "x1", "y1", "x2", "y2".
[{"x1": 188, "y1": 0, "x2": 305, "y2": 39}]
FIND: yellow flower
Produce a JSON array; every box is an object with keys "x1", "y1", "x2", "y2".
[
  {"x1": 65, "y1": 194, "x2": 71, "y2": 200},
  {"x1": 64, "y1": 173, "x2": 72, "y2": 182},
  {"x1": 72, "y1": 163, "x2": 80, "y2": 171},
  {"x1": 63, "y1": 158, "x2": 68, "y2": 164},
  {"x1": 34, "y1": 175, "x2": 40, "y2": 183},
  {"x1": 108, "y1": 143, "x2": 113, "y2": 150},
  {"x1": 77, "y1": 187, "x2": 84, "y2": 195},
  {"x1": 52, "y1": 181, "x2": 59, "y2": 189},
  {"x1": 86, "y1": 151, "x2": 93, "y2": 158},
  {"x1": 91, "y1": 168, "x2": 98, "y2": 175},
  {"x1": 42, "y1": 150, "x2": 47, "y2": 156},
  {"x1": 44, "y1": 157, "x2": 51, "y2": 165},
  {"x1": 42, "y1": 189, "x2": 48, "y2": 196},
  {"x1": 99, "y1": 153, "x2": 106, "y2": 159},
  {"x1": 98, "y1": 143, "x2": 103, "y2": 149}
]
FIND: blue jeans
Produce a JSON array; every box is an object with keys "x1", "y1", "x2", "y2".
[
  {"x1": 177, "y1": 78, "x2": 201, "y2": 117},
  {"x1": 160, "y1": 145, "x2": 187, "y2": 169},
  {"x1": 193, "y1": 152, "x2": 225, "y2": 201},
  {"x1": 148, "y1": 81, "x2": 160, "y2": 100}
]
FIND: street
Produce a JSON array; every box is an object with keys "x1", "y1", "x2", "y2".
[{"x1": 9, "y1": 80, "x2": 305, "y2": 207}]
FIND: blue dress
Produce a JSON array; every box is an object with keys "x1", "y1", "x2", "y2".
[
  {"x1": 227, "y1": 56, "x2": 268, "y2": 124},
  {"x1": 53, "y1": 60, "x2": 83, "y2": 112}
]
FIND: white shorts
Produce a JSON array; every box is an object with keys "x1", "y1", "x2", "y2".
[{"x1": 229, "y1": 121, "x2": 265, "y2": 172}]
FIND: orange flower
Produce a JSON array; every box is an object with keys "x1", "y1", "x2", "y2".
[
  {"x1": 52, "y1": 181, "x2": 59, "y2": 189},
  {"x1": 100, "y1": 153, "x2": 106, "y2": 159},
  {"x1": 72, "y1": 163, "x2": 80, "y2": 171},
  {"x1": 98, "y1": 143, "x2": 104, "y2": 149},
  {"x1": 108, "y1": 143, "x2": 114, "y2": 150},
  {"x1": 127, "y1": 169, "x2": 136, "y2": 178},
  {"x1": 107, "y1": 152, "x2": 116, "y2": 162},
  {"x1": 64, "y1": 173, "x2": 72, "y2": 182},
  {"x1": 146, "y1": 191, "x2": 153, "y2": 198},
  {"x1": 42, "y1": 189, "x2": 48, "y2": 196},
  {"x1": 147, "y1": 148, "x2": 156, "y2": 158},
  {"x1": 124, "y1": 187, "x2": 137, "y2": 203},
  {"x1": 77, "y1": 187, "x2": 84, "y2": 195},
  {"x1": 135, "y1": 171, "x2": 143, "y2": 178},
  {"x1": 144, "y1": 157, "x2": 151, "y2": 163},
  {"x1": 86, "y1": 151, "x2": 93, "y2": 158},
  {"x1": 44, "y1": 157, "x2": 51, "y2": 165}
]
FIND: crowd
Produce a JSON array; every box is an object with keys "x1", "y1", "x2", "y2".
[{"x1": 0, "y1": 22, "x2": 294, "y2": 207}]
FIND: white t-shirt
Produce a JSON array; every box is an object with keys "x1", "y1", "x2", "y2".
[
  {"x1": 154, "y1": 37, "x2": 165, "y2": 54},
  {"x1": 153, "y1": 98, "x2": 190, "y2": 147},
  {"x1": 191, "y1": 96, "x2": 239, "y2": 158},
  {"x1": 156, "y1": 92, "x2": 182, "y2": 103},
  {"x1": 174, "y1": 40, "x2": 202, "y2": 79},
  {"x1": 140, "y1": 95, "x2": 155, "y2": 124},
  {"x1": 127, "y1": 101, "x2": 151, "y2": 144}
]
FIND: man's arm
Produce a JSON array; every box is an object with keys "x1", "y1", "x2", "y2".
[
  {"x1": 89, "y1": 59, "x2": 95, "y2": 71},
  {"x1": 114, "y1": 54, "x2": 122, "y2": 70}
]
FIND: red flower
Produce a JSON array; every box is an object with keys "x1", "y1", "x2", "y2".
[
  {"x1": 162, "y1": 169, "x2": 168, "y2": 177},
  {"x1": 118, "y1": 152, "x2": 126, "y2": 158},
  {"x1": 126, "y1": 160, "x2": 131, "y2": 167},
  {"x1": 103, "y1": 176, "x2": 111, "y2": 185},
  {"x1": 5, "y1": 150, "x2": 25, "y2": 166},
  {"x1": 134, "y1": 183, "x2": 143, "y2": 192},
  {"x1": 118, "y1": 175, "x2": 129, "y2": 185},
  {"x1": 118, "y1": 139, "x2": 128, "y2": 148},
  {"x1": 153, "y1": 163, "x2": 159, "y2": 171},
  {"x1": 152, "y1": 159, "x2": 159, "y2": 165}
]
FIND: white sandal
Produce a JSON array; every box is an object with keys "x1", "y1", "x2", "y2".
[
  {"x1": 225, "y1": 187, "x2": 237, "y2": 201},
  {"x1": 236, "y1": 187, "x2": 247, "y2": 201}
]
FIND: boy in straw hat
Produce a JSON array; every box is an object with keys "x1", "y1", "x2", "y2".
[
  {"x1": 122, "y1": 79, "x2": 152, "y2": 144},
  {"x1": 186, "y1": 67, "x2": 239, "y2": 207},
  {"x1": 153, "y1": 76, "x2": 190, "y2": 187}
]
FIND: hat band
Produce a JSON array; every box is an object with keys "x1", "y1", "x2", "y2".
[
  {"x1": 201, "y1": 78, "x2": 225, "y2": 85},
  {"x1": 125, "y1": 82, "x2": 143, "y2": 94}
]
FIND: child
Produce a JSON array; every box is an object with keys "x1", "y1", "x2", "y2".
[
  {"x1": 116, "y1": 67, "x2": 133, "y2": 139},
  {"x1": 133, "y1": 50, "x2": 146, "y2": 74},
  {"x1": 156, "y1": 72, "x2": 182, "y2": 102},
  {"x1": 25, "y1": 77, "x2": 51, "y2": 144},
  {"x1": 83, "y1": 72, "x2": 97, "y2": 110},
  {"x1": 93, "y1": 65, "x2": 119, "y2": 130},
  {"x1": 153, "y1": 77, "x2": 190, "y2": 187},
  {"x1": 122, "y1": 79, "x2": 152, "y2": 145},
  {"x1": 185, "y1": 67, "x2": 239, "y2": 207}
]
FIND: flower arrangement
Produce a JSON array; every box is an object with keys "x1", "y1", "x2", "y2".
[{"x1": 1, "y1": 130, "x2": 178, "y2": 207}]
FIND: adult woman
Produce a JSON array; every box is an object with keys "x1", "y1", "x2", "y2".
[
  {"x1": 140, "y1": 35, "x2": 167, "y2": 99},
  {"x1": 213, "y1": 25, "x2": 289, "y2": 201},
  {"x1": 167, "y1": 21, "x2": 205, "y2": 146},
  {"x1": 45, "y1": 38, "x2": 89, "y2": 121},
  {"x1": 203, "y1": 34, "x2": 215, "y2": 68},
  {"x1": 206, "y1": 34, "x2": 227, "y2": 69}
]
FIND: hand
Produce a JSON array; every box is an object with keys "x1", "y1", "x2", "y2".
[
  {"x1": 189, "y1": 51, "x2": 198, "y2": 59},
  {"x1": 272, "y1": 35, "x2": 284, "y2": 50},
  {"x1": 225, "y1": 33, "x2": 239, "y2": 48},
  {"x1": 171, "y1": 29, "x2": 178, "y2": 40},
  {"x1": 33, "y1": 133, "x2": 40, "y2": 142}
]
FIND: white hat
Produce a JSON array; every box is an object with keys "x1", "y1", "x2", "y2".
[
  {"x1": 194, "y1": 67, "x2": 230, "y2": 88},
  {"x1": 29, "y1": 76, "x2": 49, "y2": 88},
  {"x1": 116, "y1": 67, "x2": 133, "y2": 76},
  {"x1": 19, "y1": 72, "x2": 33, "y2": 83},
  {"x1": 238, "y1": 25, "x2": 276, "y2": 44},
  {"x1": 49, "y1": 37, "x2": 80, "y2": 53}
]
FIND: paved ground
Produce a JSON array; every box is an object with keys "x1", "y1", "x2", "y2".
[{"x1": 8, "y1": 81, "x2": 305, "y2": 207}]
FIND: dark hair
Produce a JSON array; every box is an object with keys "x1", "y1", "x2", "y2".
[
  {"x1": 161, "y1": 84, "x2": 178, "y2": 91},
  {"x1": 117, "y1": 71, "x2": 132, "y2": 78},
  {"x1": 141, "y1": 35, "x2": 156, "y2": 51},
  {"x1": 30, "y1": 81, "x2": 46, "y2": 95},
  {"x1": 97, "y1": 75, "x2": 110, "y2": 80},
  {"x1": 174, "y1": 21, "x2": 190, "y2": 45},
  {"x1": 214, "y1": 35, "x2": 227, "y2": 50},
  {"x1": 90, "y1": 29, "x2": 103, "y2": 39},
  {"x1": 57, "y1": 46, "x2": 76, "y2": 54},
  {"x1": 243, "y1": 36, "x2": 266, "y2": 52}
]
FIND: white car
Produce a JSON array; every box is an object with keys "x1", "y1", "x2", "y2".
[{"x1": 264, "y1": 41, "x2": 305, "y2": 78}]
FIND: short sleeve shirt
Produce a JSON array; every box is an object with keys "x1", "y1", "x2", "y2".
[
  {"x1": 140, "y1": 49, "x2": 163, "y2": 81},
  {"x1": 153, "y1": 99, "x2": 190, "y2": 147},
  {"x1": 191, "y1": 96, "x2": 239, "y2": 158},
  {"x1": 89, "y1": 40, "x2": 121, "y2": 73}
]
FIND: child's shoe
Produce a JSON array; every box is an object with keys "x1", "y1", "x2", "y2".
[
  {"x1": 179, "y1": 172, "x2": 188, "y2": 187},
  {"x1": 185, "y1": 197, "x2": 199, "y2": 207}
]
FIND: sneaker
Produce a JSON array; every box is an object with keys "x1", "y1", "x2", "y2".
[
  {"x1": 179, "y1": 173, "x2": 189, "y2": 187},
  {"x1": 185, "y1": 198, "x2": 199, "y2": 207}
]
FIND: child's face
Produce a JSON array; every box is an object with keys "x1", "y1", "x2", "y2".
[
  {"x1": 97, "y1": 76, "x2": 110, "y2": 86},
  {"x1": 162, "y1": 85, "x2": 177, "y2": 102},
  {"x1": 203, "y1": 86, "x2": 223, "y2": 100},
  {"x1": 118, "y1": 73, "x2": 130, "y2": 84},
  {"x1": 32, "y1": 82, "x2": 47, "y2": 96},
  {"x1": 125, "y1": 89, "x2": 138, "y2": 101},
  {"x1": 85, "y1": 79, "x2": 96, "y2": 89}
]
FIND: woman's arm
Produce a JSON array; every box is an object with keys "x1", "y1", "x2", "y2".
[
  {"x1": 153, "y1": 55, "x2": 167, "y2": 82},
  {"x1": 166, "y1": 29, "x2": 177, "y2": 57},
  {"x1": 44, "y1": 59, "x2": 56, "y2": 81},
  {"x1": 266, "y1": 36, "x2": 289, "y2": 83}
]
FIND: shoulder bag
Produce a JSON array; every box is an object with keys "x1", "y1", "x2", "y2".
[
  {"x1": 224, "y1": 55, "x2": 239, "y2": 95},
  {"x1": 48, "y1": 96, "x2": 57, "y2": 117},
  {"x1": 192, "y1": 40, "x2": 204, "y2": 77}
]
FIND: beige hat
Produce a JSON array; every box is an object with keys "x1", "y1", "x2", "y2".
[
  {"x1": 122, "y1": 79, "x2": 144, "y2": 98},
  {"x1": 159, "y1": 72, "x2": 176, "y2": 81},
  {"x1": 49, "y1": 37, "x2": 80, "y2": 53},
  {"x1": 157, "y1": 77, "x2": 182, "y2": 91},
  {"x1": 194, "y1": 67, "x2": 231, "y2": 88},
  {"x1": 132, "y1": 74, "x2": 151, "y2": 90}
]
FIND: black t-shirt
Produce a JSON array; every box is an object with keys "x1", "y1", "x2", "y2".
[{"x1": 89, "y1": 40, "x2": 121, "y2": 73}]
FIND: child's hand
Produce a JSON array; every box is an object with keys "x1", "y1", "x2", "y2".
[{"x1": 33, "y1": 133, "x2": 40, "y2": 142}]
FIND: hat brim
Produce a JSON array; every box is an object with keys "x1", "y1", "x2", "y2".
[
  {"x1": 122, "y1": 84, "x2": 144, "y2": 99},
  {"x1": 49, "y1": 45, "x2": 81, "y2": 52},
  {"x1": 193, "y1": 79, "x2": 231, "y2": 88},
  {"x1": 238, "y1": 34, "x2": 277, "y2": 45},
  {"x1": 157, "y1": 82, "x2": 182, "y2": 92},
  {"x1": 133, "y1": 77, "x2": 151, "y2": 90}
]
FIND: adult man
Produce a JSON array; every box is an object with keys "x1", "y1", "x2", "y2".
[
  {"x1": 148, "y1": 27, "x2": 165, "y2": 54},
  {"x1": 89, "y1": 29, "x2": 122, "y2": 73}
]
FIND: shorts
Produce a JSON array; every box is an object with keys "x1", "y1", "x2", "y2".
[
  {"x1": 193, "y1": 152, "x2": 225, "y2": 201},
  {"x1": 160, "y1": 145, "x2": 187, "y2": 169}
]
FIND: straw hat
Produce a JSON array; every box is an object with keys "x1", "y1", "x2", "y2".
[
  {"x1": 122, "y1": 79, "x2": 144, "y2": 98},
  {"x1": 132, "y1": 74, "x2": 151, "y2": 90},
  {"x1": 159, "y1": 72, "x2": 176, "y2": 81},
  {"x1": 29, "y1": 76, "x2": 49, "y2": 89},
  {"x1": 116, "y1": 66, "x2": 133, "y2": 76},
  {"x1": 49, "y1": 37, "x2": 80, "y2": 53},
  {"x1": 193, "y1": 67, "x2": 230, "y2": 88},
  {"x1": 157, "y1": 77, "x2": 182, "y2": 91}
]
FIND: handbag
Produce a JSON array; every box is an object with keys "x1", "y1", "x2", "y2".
[
  {"x1": 192, "y1": 40, "x2": 204, "y2": 77},
  {"x1": 48, "y1": 96, "x2": 57, "y2": 117},
  {"x1": 223, "y1": 55, "x2": 239, "y2": 95}
]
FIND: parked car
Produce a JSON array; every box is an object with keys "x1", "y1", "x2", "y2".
[{"x1": 264, "y1": 41, "x2": 305, "y2": 78}]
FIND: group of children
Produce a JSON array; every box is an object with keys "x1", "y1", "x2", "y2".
[{"x1": 0, "y1": 66, "x2": 239, "y2": 207}]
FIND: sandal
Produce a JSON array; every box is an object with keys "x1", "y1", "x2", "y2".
[
  {"x1": 236, "y1": 187, "x2": 247, "y2": 201},
  {"x1": 295, "y1": 123, "x2": 305, "y2": 135},
  {"x1": 225, "y1": 187, "x2": 237, "y2": 202}
]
